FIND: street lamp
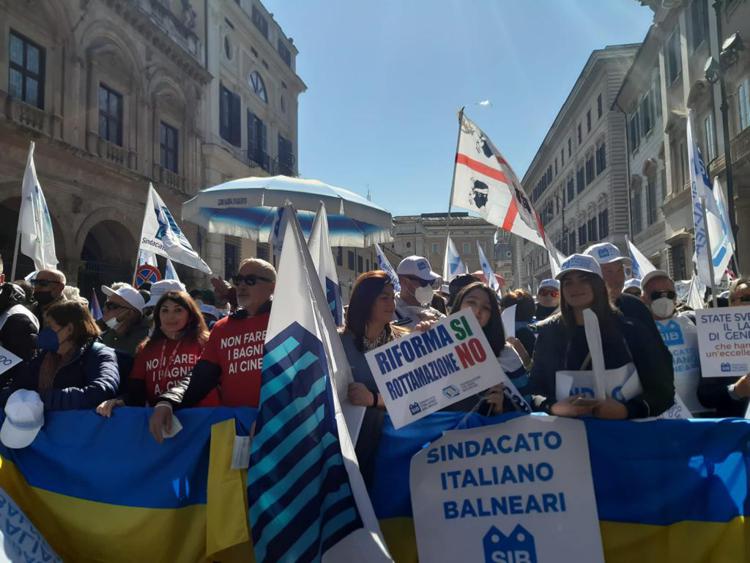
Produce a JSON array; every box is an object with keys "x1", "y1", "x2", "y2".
[{"x1": 705, "y1": 2, "x2": 743, "y2": 269}]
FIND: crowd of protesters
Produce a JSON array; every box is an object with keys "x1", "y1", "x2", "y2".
[{"x1": 0, "y1": 244, "x2": 749, "y2": 467}]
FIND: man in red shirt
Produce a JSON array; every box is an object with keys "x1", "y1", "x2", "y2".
[{"x1": 148, "y1": 258, "x2": 275, "y2": 442}]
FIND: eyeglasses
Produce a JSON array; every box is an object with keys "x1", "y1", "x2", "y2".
[
  {"x1": 232, "y1": 274, "x2": 274, "y2": 286},
  {"x1": 538, "y1": 290, "x2": 559, "y2": 297},
  {"x1": 650, "y1": 290, "x2": 676, "y2": 301},
  {"x1": 104, "y1": 301, "x2": 124, "y2": 311},
  {"x1": 31, "y1": 279, "x2": 62, "y2": 288},
  {"x1": 404, "y1": 275, "x2": 432, "y2": 288}
]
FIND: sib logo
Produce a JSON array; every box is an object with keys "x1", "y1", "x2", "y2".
[
  {"x1": 484, "y1": 524, "x2": 537, "y2": 563},
  {"x1": 409, "y1": 402, "x2": 422, "y2": 415},
  {"x1": 442, "y1": 385, "x2": 460, "y2": 399},
  {"x1": 721, "y1": 362, "x2": 731, "y2": 372}
]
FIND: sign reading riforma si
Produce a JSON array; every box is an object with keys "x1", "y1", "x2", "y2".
[
  {"x1": 410, "y1": 416, "x2": 604, "y2": 563},
  {"x1": 365, "y1": 311, "x2": 529, "y2": 428}
]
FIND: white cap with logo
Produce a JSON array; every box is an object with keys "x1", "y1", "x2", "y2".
[
  {"x1": 396, "y1": 256, "x2": 440, "y2": 282},
  {"x1": 538, "y1": 279, "x2": 560, "y2": 291},
  {"x1": 145, "y1": 279, "x2": 187, "y2": 307},
  {"x1": 0, "y1": 389, "x2": 44, "y2": 449},
  {"x1": 584, "y1": 242, "x2": 632, "y2": 265},
  {"x1": 101, "y1": 284, "x2": 146, "y2": 313},
  {"x1": 555, "y1": 254, "x2": 603, "y2": 280}
]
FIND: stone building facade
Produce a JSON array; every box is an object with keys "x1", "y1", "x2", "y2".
[
  {"x1": 0, "y1": 0, "x2": 305, "y2": 295},
  {"x1": 515, "y1": 45, "x2": 639, "y2": 289},
  {"x1": 615, "y1": 0, "x2": 750, "y2": 279}
]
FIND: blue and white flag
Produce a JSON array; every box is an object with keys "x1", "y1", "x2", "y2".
[
  {"x1": 137, "y1": 248, "x2": 158, "y2": 268},
  {"x1": 308, "y1": 202, "x2": 343, "y2": 326},
  {"x1": 712, "y1": 176, "x2": 735, "y2": 273},
  {"x1": 374, "y1": 243, "x2": 400, "y2": 292},
  {"x1": 268, "y1": 205, "x2": 287, "y2": 262},
  {"x1": 442, "y1": 235, "x2": 466, "y2": 282},
  {"x1": 89, "y1": 289, "x2": 102, "y2": 321},
  {"x1": 138, "y1": 184, "x2": 211, "y2": 274},
  {"x1": 17, "y1": 142, "x2": 58, "y2": 271},
  {"x1": 626, "y1": 237, "x2": 656, "y2": 280},
  {"x1": 476, "y1": 241, "x2": 499, "y2": 292},
  {"x1": 687, "y1": 112, "x2": 731, "y2": 287},
  {"x1": 249, "y1": 205, "x2": 390, "y2": 563},
  {"x1": 164, "y1": 258, "x2": 181, "y2": 282}
]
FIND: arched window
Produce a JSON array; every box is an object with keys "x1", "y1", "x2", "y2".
[{"x1": 249, "y1": 71, "x2": 267, "y2": 103}]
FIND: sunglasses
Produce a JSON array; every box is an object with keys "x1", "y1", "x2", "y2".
[
  {"x1": 650, "y1": 290, "x2": 676, "y2": 301},
  {"x1": 232, "y1": 274, "x2": 274, "y2": 286},
  {"x1": 405, "y1": 275, "x2": 432, "y2": 288},
  {"x1": 104, "y1": 301, "x2": 124, "y2": 311},
  {"x1": 538, "y1": 290, "x2": 559, "y2": 297},
  {"x1": 31, "y1": 279, "x2": 62, "y2": 288}
]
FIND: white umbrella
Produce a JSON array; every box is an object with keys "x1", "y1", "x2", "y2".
[{"x1": 181, "y1": 175, "x2": 392, "y2": 247}]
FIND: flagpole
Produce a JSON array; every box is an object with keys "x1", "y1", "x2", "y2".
[
  {"x1": 701, "y1": 197, "x2": 718, "y2": 308},
  {"x1": 443, "y1": 107, "x2": 465, "y2": 282},
  {"x1": 9, "y1": 228, "x2": 21, "y2": 281}
]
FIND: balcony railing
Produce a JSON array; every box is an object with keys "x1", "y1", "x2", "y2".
[
  {"x1": 2, "y1": 91, "x2": 60, "y2": 138},
  {"x1": 152, "y1": 163, "x2": 190, "y2": 194},
  {"x1": 96, "y1": 137, "x2": 137, "y2": 171}
]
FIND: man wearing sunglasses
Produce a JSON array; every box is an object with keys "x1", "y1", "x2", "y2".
[
  {"x1": 394, "y1": 256, "x2": 444, "y2": 329},
  {"x1": 641, "y1": 270, "x2": 705, "y2": 415},
  {"x1": 149, "y1": 258, "x2": 276, "y2": 442},
  {"x1": 30, "y1": 269, "x2": 66, "y2": 330},
  {"x1": 535, "y1": 279, "x2": 560, "y2": 321}
]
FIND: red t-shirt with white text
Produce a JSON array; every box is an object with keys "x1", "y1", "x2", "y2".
[
  {"x1": 131, "y1": 338, "x2": 218, "y2": 406},
  {"x1": 201, "y1": 312, "x2": 270, "y2": 407}
]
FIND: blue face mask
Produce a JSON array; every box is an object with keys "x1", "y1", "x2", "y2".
[{"x1": 37, "y1": 327, "x2": 60, "y2": 352}]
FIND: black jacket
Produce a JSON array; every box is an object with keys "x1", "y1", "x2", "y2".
[{"x1": 529, "y1": 314, "x2": 675, "y2": 418}]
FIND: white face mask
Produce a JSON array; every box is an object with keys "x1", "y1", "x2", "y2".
[
  {"x1": 105, "y1": 317, "x2": 120, "y2": 330},
  {"x1": 651, "y1": 297, "x2": 675, "y2": 319},
  {"x1": 414, "y1": 286, "x2": 434, "y2": 307}
]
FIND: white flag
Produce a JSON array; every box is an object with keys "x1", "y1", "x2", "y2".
[
  {"x1": 250, "y1": 204, "x2": 389, "y2": 562},
  {"x1": 374, "y1": 243, "x2": 400, "y2": 292},
  {"x1": 451, "y1": 113, "x2": 562, "y2": 274},
  {"x1": 442, "y1": 235, "x2": 466, "y2": 282},
  {"x1": 138, "y1": 184, "x2": 211, "y2": 274},
  {"x1": 685, "y1": 275, "x2": 706, "y2": 311},
  {"x1": 137, "y1": 248, "x2": 158, "y2": 268},
  {"x1": 712, "y1": 177, "x2": 735, "y2": 273},
  {"x1": 308, "y1": 202, "x2": 343, "y2": 326},
  {"x1": 476, "y1": 241, "x2": 499, "y2": 292},
  {"x1": 626, "y1": 238, "x2": 656, "y2": 280},
  {"x1": 687, "y1": 112, "x2": 730, "y2": 287},
  {"x1": 164, "y1": 259, "x2": 181, "y2": 282},
  {"x1": 17, "y1": 142, "x2": 58, "y2": 270}
]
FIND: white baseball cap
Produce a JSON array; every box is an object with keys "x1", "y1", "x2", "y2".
[
  {"x1": 624, "y1": 278, "x2": 642, "y2": 291},
  {"x1": 145, "y1": 279, "x2": 187, "y2": 307},
  {"x1": 641, "y1": 270, "x2": 671, "y2": 292},
  {"x1": 538, "y1": 279, "x2": 560, "y2": 291},
  {"x1": 396, "y1": 256, "x2": 440, "y2": 282},
  {"x1": 555, "y1": 254, "x2": 603, "y2": 280},
  {"x1": 101, "y1": 284, "x2": 146, "y2": 313},
  {"x1": 0, "y1": 390, "x2": 44, "y2": 449},
  {"x1": 584, "y1": 242, "x2": 632, "y2": 265}
]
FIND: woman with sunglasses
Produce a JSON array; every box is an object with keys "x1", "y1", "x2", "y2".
[
  {"x1": 97, "y1": 291, "x2": 218, "y2": 417},
  {"x1": 535, "y1": 279, "x2": 560, "y2": 321},
  {"x1": 340, "y1": 271, "x2": 408, "y2": 486},
  {"x1": 698, "y1": 276, "x2": 750, "y2": 416},
  {"x1": 1, "y1": 301, "x2": 119, "y2": 410},
  {"x1": 529, "y1": 255, "x2": 674, "y2": 419}
]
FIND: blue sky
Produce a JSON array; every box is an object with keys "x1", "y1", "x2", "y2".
[{"x1": 264, "y1": 0, "x2": 653, "y2": 216}]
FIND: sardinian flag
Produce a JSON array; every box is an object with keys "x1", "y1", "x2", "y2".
[
  {"x1": 451, "y1": 113, "x2": 562, "y2": 274},
  {"x1": 308, "y1": 202, "x2": 343, "y2": 326},
  {"x1": 249, "y1": 205, "x2": 390, "y2": 563},
  {"x1": 138, "y1": 184, "x2": 211, "y2": 273}
]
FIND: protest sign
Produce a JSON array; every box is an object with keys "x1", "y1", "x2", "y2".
[
  {"x1": 410, "y1": 416, "x2": 604, "y2": 563},
  {"x1": 696, "y1": 306, "x2": 750, "y2": 378},
  {"x1": 366, "y1": 311, "x2": 528, "y2": 428},
  {"x1": 656, "y1": 316, "x2": 703, "y2": 414},
  {"x1": 0, "y1": 347, "x2": 21, "y2": 377},
  {"x1": 0, "y1": 487, "x2": 61, "y2": 563}
]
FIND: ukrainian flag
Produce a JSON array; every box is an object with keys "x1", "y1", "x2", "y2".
[
  {"x1": 370, "y1": 413, "x2": 750, "y2": 563},
  {"x1": 0, "y1": 407, "x2": 256, "y2": 563}
]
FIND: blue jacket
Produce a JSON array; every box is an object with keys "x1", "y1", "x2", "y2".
[{"x1": 3, "y1": 340, "x2": 119, "y2": 411}]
